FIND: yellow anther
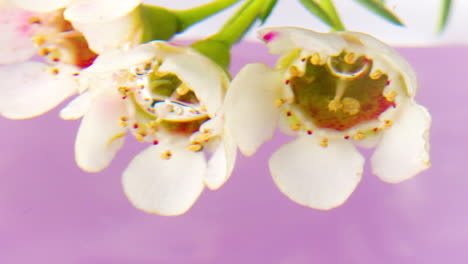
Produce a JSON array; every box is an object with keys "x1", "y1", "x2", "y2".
[
  {"x1": 38, "y1": 47, "x2": 51, "y2": 56},
  {"x1": 28, "y1": 17, "x2": 41, "y2": 24},
  {"x1": 118, "y1": 86, "x2": 129, "y2": 95},
  {"x1": 176, "y1": 84, "x2": 190, "y2": 96},
  {"x1": 275, "y1": 98, "x2": 286, "y2": 107},
  {"x1": 370, "y1": 70, "x2": 383, "y2": 80},
  {"x1": 289, "y1": 65, "x2": 301, "y2": 77},
  {"x1": 160, "y1": 150, "x2": 172, "y2": 160},
  {"x1": 342, "y1": 97, "x2": 361, "y2": 115},
  {"x1": 200, "y1": 104, "x2": 207, "y2": 112},
  {"x1": 383, "y1": 119, "x2": 393, "y2": 129},
  {"x1": 197, "y1": 132, "x2": 212, "y2": 142},
  {"x1": 354, "y1": 131, "x2": 365, "y2": 141},
  {"x1": 32, "y1": 35, "x2": 47, "y2": 46},
  {"x1": 310, "y1": 53, "x2": 321, "y2": 65},
  {"x1": 328, "y1": 99, "x2": 343, "y2": 112},
  {"x1": 47, "y1": 67, "x2": 59, "y2": 75},
  {"x1": 344, "y1": 52, "x2": 356, "y2": 64},
  {"x1": 135, "y1": 134, "x2": 145, "y2": 142},
  {"x1": 290, "y1": 123, "x2": 301, "y2": 131},
  {"x1": 384, "y1": 90, "x2": 398, "y2": 102},
  {"x1": 320, "y1": 138, "x2": 329, "y2": 147},
  {"x1": 188, "y1": 143, "x2": 203, "y2": 152}
]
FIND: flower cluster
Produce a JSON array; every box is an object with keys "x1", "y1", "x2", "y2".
[{"x1": 0, "y1": 0, "x2": 431, "y2": 215}]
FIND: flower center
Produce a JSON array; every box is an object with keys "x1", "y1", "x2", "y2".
[
  {"x1": 116, "y1": 60, "x2": 213, "y2": 151},
  {"x1": 286, "y1": 51, "x2": 395, "y2": 132},
  {"x1": 29, "y1": 10, "x2": 97, "y2": 68}
]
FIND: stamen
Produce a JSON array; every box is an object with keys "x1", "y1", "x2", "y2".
[
  {"x1": 160, "y1": 150, "x2": 172, "y2": 160},
  {"x1": 32, "y1": 35, "x2": 47, "y2": 46},
  {"x1": 341, "y1": 97, "x2": 360, "y2": 115},
  {"x1": 383, "y1": 120, "x2": 393, "y2": 129},
  {"x1": 353, "y1": 131, "x2": 365, "y2": 141},
  {"x1": 370, "y1": 70, "x2": 383, "y2": 80},
  {"x1": 289, "y1": 65, "x2": 301, "y2": 77},
  {"x1": 176, "y1": 84, "x2": 190, "y2": 96},
  {"x1": 290, "y1": 123, "x2": 301, "y2": 131},
  {"x1": 275, "y1": 98, "x2": 286, "y2": 107},
  {"x1": 310, "y1": 53, "x2": 321, "y2": 65},
  {"x1": 188, "y1": 143, "x2": 203, "y2": 152},
  {"x1": 320, "y1": 138, "x2": 329, "y2": 147},
  {"x1": 47, "y1": 67, "x2": 59, "y2": 75},
  {"x1": 384, "y1": 90, "x2": 398, "y2": 102},
  {"x1": 344, "y1": 52, "x2": 356, "y2": 64},
  {"x1": 28, "y1": 17, "x2": 41, "y2": 24}
]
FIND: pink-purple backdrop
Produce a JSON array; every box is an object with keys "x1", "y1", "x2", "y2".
[{"x1": 0, "y1": 42, "x2": 466, "y2": 263}]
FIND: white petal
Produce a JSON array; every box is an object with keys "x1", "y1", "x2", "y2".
[
  {"x1": 270, "y1": 136, "x2": 364, "y2": 210},
  {"x1": 0, "y1": 62, "x2": 78, "y2": 119},
  {"x1": 75, "y1": 92, "x2": 127, "y2": 172},
  {"x1": 339, "y1": 31, "x2": 418, "y2": 97},
  {"x1": 371, "y1": 102, "x2": 431, "y2": 183},
  {"x1": 64, "y1": 0, "x2": 141, "y2": 23},
  {"x1": 10, "y1": 0, "x2": 72, "y2": 12},
  {"x1": 86, "y1": 43, "x2": 155, "y2": 73},
  {"x1": 65, "y1": 3, "x2": 142, "y2": 54},
  {"x1": 158, "y1": 51, "x2": 227, "y2": 116},
  {"x1": 224, "y1": 63, "x2": 283, "y2": 156},
  {"x1": 204, "y1": 132, "x2": 237, "y2": 190},
  {"x1": 0, "y1": 7, "x2": 36, "y2": 64},
  {"x1": 60, "y1": 91, "x2": 90, "y2": 120},
  {"x1": 122, "y1": 143, "x2": 206, "y2": 216},
  {"x1": 257, "y1": 26, "x2": 346, "y2": 56}
]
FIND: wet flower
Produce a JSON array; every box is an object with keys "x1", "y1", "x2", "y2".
[
  {"x1": 0, "y1": 0, "x2": 97, "y2": 119},
  {"x1": 69, "y1": 41, "x2": 236, "y2": 215},
  {"x1": 225, "y1": 27, "x2": 431, "y2": 210}
]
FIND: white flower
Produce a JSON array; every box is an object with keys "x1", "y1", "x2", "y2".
[
  {"x1": 64, "y1": 0, "x2": 143, "y2": 54},
  {"x1": 68, "y1": 41, "x2": 236, "y2": 215},
  {"x1": 224, "y1": 27, "x2": 431, "y2": 210},
  {"x1": 0, "y1": 0, "x2": 96, "y2": 119}
]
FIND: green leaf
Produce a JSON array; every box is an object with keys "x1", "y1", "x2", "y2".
[
  {"x1": 355, "y1": 0, "x2": 404, "y2": 26},
  {"x1": 318, "y1": 0, "x2": 345, "y2": 31},
  {"x1": 437, "y1": 0, "x2": 452, "y2": 33},
  {"x1": 259, "y1": 0, "x2": 278, "y2": 24},
  {"x1": 298, "y1": 0, "x2": 337, "y2": 29}
]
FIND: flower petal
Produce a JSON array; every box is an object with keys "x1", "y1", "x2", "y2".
[
  {"x1": 10, "y1": 0, "x2": 72, "y2": 12},
  {"x1": 257, "y1": 26, "x2": 346, "y2": 56},
  {"x1": 371, "y1": 102, "x2": 431, "y2": 183},
  {"x1": 85, "y1": 43, "x2": 155, "y2": 73},
  {"x1": 158, "y1": 51, "x2": 227, "y2": 116},
  {"x1": 60, "y1": 91, "x2": 90, "y2": 120},
  {"x1": 65, "y1": 0, "x2": 142, "y2": 54},
  {"x1": 0, "y1": 62, "x2": 78, "y2": 119},
  {"x1": 270, "y1": 135, "x2": 364, "y2": 210},
  {"x1": 224, "y1": 63, "x2": 283, "y2": 156},
  {"x1": 122, "y1": 142, "x2": 206, "y2": 216},
  {"x1": 75, "y1": 91, "x2": 126, "y2": 172},
  {"x1": 0, "y1": 6, "x2": 36, "y2": 64},
  {"x1": 204, "y1": 131, "x2": 237, "y2": 190}
]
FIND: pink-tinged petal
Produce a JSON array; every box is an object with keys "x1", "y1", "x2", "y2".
[
  {"x1": 10, "y1": 0, "x2": 72, "y2": 12},
  {"x1": 65, "y1": 3, "x2": 142, "y2": 54},
  {"x1": 224, "y1": 63, "x2": 283, "y2": 156},
  {"x1": 122, "y1": 142, "x2": 206, "y2": 216},
  {"x1": 60, "y1": 91, "x2": 90, "y2": 120},
  {"x1": 371, "y1": 102, "x2": 431, "y2": 183},
  {"x1": 339, "y1": 31, "x2": 418, "y2": 97},
  {"x1": 75, "y1": 91, "x2": 127, "y2": 172},
  {"x1": 0, "y1": 6, "x2": 36, "y2": 64},
  {"x1": 158, "y1": 51, "x2": 227, "y2": 116},
  {"x1": 257, "y1": 26, "x2": 346, "y2": 55},
  {"x1": 270, "y1": 136, "x2": 364, "y2": 210},
  {"x1": 0, "y1": 62, "x2": 78, "y2": 119},
  {"x1": 204, "y1": 131, "x2": 237, "y2": 190}
]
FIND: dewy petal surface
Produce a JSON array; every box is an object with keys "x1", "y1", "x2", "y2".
[
  {"x1": 371, "y1": 101, "x2": 431, "y2": 183},
  {"x1": 204, "y1": 131, "x2": 237, "y2": 190},
  {"x1": 60, "y1": 91, "x2": 91, "y2": 120},
  {"x1": 224, "y1": 63, "x2": 283, "y2": 156},
  {"x1": 0, "y1": 6, "x2": 36, "y2": 64},
  {"x1": 0, "y1": 62, "x2": 78, "y2": 119},
  {"x1": 122, "y1": 143, "x2": 206, "y2": 216},
  {"x1": 158, "y1": 52, "x2": 226, "y2": 116},
  {"x1": 270, "y1": 135, "x2": 364, "y2": 210},
  {"x1": 10, "y1": 0, "x2": 72, "y2": 12},
  {"x1": 75, "y1": 92, "x2": 126, "y2": 172}
]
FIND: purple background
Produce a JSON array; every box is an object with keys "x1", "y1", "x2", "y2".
[{"x1": 1, "y1": 42, "x2": 467, "y2": 263}]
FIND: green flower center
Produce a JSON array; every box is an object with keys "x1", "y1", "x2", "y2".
[{"x1": 288, "y1": 51, "x2": 395, "y2": 131}]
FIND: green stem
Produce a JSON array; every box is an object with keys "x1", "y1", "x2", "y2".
[
  {"x1": 209, "y1": 0, "x2": 267, "y2": 46},
  {"x1": 175, "y1": 0, "x2": 241, "y2": 31}
]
